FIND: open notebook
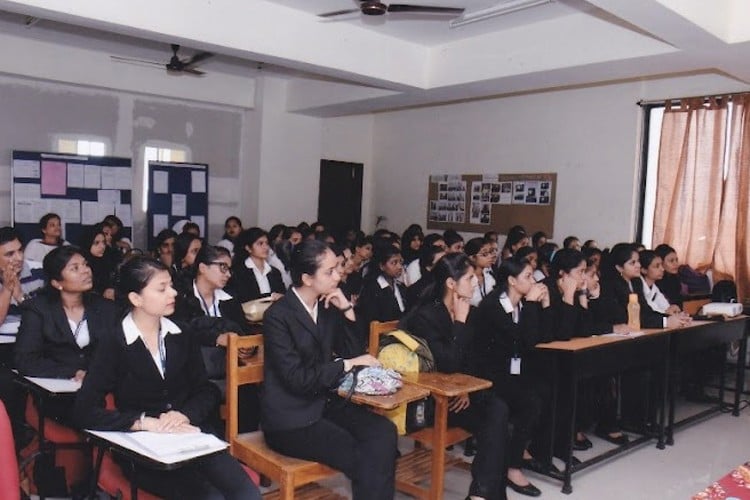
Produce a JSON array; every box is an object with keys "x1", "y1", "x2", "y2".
[{"x1": 88, "y1": 430, "x2": 228, "y2": 465}]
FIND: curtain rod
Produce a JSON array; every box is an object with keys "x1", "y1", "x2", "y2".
[{"x1": 637, "y1": 91, "x2": 750, "y2": 107}]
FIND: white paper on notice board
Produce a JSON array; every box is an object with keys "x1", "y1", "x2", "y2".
[
  {"x1": 114, "y1": 167, "x2": 132, "y2": 190},
  {"x1": 14, "y1": 200, "x2": 35, "y2": 223},
  {"x1": 98, "y1": 190, "x2": 120, "y2": 205},
  {"x1": 81, "y1": 201, "x2": 100, "y2": 225},
  {"x1": 100, "y1": 168, "x2": 117, "y2": 189},
  {"x1": 115, "y1": 204, "x2": 132, "y2": 227},
  {"x1": 84, "y1": 165, "x2": 101, "y2": 189},
  {"x1": 67, "y1": 164, "x2": 84, "y2": 188},
  {"x1": 153, "y1": 171, "x2": 169, "y2": 194},
  {"x1": 191, "y1": 171, "x2": 206, "y2": 193},
  {"x1": 14, "y1": 183, "x2": 41, "y2": 201},
  {"x1": 171, "y1": 194, "x2": 187, "y2": 217},
  {"x1": 13, "y1": 159, "x2": 40, "y2": 178},
  {"x1": 49, "y1": 199, "x2": 81, "y2": 224},
  {"x1": 153, "y1": 215, "x2": 169, "y2": 236},
  {"x1": 190, "y1": 215, "x2": 205, "y2": 236}
]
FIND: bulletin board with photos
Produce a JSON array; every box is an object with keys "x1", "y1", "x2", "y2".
[
  {"x1": 146, "y1": 161, "x2": 209, "y2": 250},
  {"x1": 11, "y1": 150, "x2": 133, "y2": 246},
  {"x1": 426, "y1": 173, "x2": 556, "y2": 236}
]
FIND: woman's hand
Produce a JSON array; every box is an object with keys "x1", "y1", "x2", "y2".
[
  {"x1": 558, "y1": 275, "x2": 578, "y2": 305},
  {"x1": 270, "y1": 292, "x2": 284, "y2": 302},
  {"x1": 525, "y1": 283, "x2": 547, "y2": 302},
  {"x1": 103, "y1": 288, "x2": 115, "y2": 300},
  {"x1": 665, "y1": 304, "x2": 682, "y2": 315},
  {"x1": 452, "y1": 291, "x2": 471, "y2": 323},
  {"x1": 322, "y1": 288, "x2": 351, "y2": 311},
  {"x1": 448, "y1": 394, "x2": 470, "y2": 413},
  {"x1": 612, "y1": 324, "x2": 630, "y2": 334},
  {"x1": 343, "y1": 354, "x2": 381, "y2": 372},
  {"x1": 666, "y1": 312, "x2": 692, "y2": 328},
  {"x1": 72, "y1": 370, "x2": 86, "y2": 382},
  {"x1": 156, "y1": 411, "x2": 190, "y2": 432}
]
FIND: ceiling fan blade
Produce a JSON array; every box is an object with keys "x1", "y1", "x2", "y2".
[
  {"x1": 110, "y1": 55, "x2": 165, "y2": 67},
  {"x1": 183, "y1": 51, "x2": 213, "y2": 67},
  {"x1": 318, "y1": 8, "x2": 360, "y2": 17},
  {"x1": 182, "y1": 67, "x2": 206, "y2": 76},
  {"x1": 387, "y1": 5, "x2": 464, "y2": 14}
]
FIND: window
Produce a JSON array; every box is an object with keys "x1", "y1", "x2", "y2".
[
  {"x1": 56, "y1": 138, "x2": 107, "y2": 156},
  {"x1": 142, "y1": 145, "x2": 189, "y2": 211}
]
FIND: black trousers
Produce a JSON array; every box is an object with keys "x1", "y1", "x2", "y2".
[
  {"x1": 450, "y1": 391, "x2": 509, "y2": 500},
  {"x1": 120, "y1": 449, "x2": 260, "y2": 500},
  {"x1": 264, "y1": 398, "x2": 397, "y2": 500}
]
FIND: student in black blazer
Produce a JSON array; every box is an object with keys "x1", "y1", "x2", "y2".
[
  {"x1": 356, "y1": 244, "x2": 407, "y2": 326},
  {"x1": 15, "y1": 246, "x2": 118, "y2": 382},
  {"x1": 475, "y1": 256, "x2": 553, "y2": 497},
  {"x1": 227, "y1": 227, "x2": 285, "y2": 303},
  {"x1": 261, "y1": 240, "x2": 397, "y2": 500},
  {"x1": 72, "y1": 257, "x2": 259, "y2": 500},
  {"x1": 401, "y1": 253, "x2": 510, "y2": 500},
  {"x1": 654, "y1": 244, "x2": 685, "y2": 307}
]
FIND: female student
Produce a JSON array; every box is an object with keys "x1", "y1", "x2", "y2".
[
  {"x1": 356, "y1": 244, "x2": 407, "y2": 326},
  {"x1": 640, "y1": 250, "x2": 681, "y2": 315},
  {"x1": 15, "y1": 246, "x2": 118, "y2": 382},
  {"x1": 79, "y1": 224, "x2": 117, "y2": 299},
  {"x1": 154, "y1": 229, "x2": 177, "y2": 269},
  {"x1": 401, "y1": 253, "x2": 510, "y2": 500},
  {"x1": 102, "y1": 215, "x2": 132, "y2": 253},
  {"x1": 24, "y1": 213, "x2": 69, "y2": 263},
  {"x1": 72, "y1": 257, "x2": 260, "y2": 500},
  {"x1": 443, "y1": 229, "x2": 465, "y2": 254},
  {"x1": 500, "y1": 228, "x2": 529, "y2": 261},
  {"x1": 172, "y1": 232, "x2": 202, "y2": 290},
  {"x1": 654, "y1": 244, "x2": 684, "y2": 307},
  {"x1": 465, "y1": 237, "x2": 496, "y2": 306},
  {"x1": 516, "y1": 246, "x2": 542, "y2": 283},
  {"x1": 475, "y1": 257, "x2": 552, "y2": 497},
  {"x1": 227, "y1": 228, "x2": 285, "y2": 303},
  {"x1": 404, "y1": 233, "x2": 446, "y2": 286},
  {"x1": 400, "y1": 224, "x2": 423, "y2": 266},
  {"x1": 261, "y1": 240, "x2": 397, "y2": 500},
  {"x1": 405, "y1": 245, "x2": 445, "y2": 308},
  {"x1": 216, "y1": 216, "x2": 243, "y2": 256}
]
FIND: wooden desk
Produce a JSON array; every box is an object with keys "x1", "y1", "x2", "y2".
[
  {"x1": 337, "y1": 383, "x2": 430, "y2": 411},
  {"x1": 402, "y1": 372, "x2": 492, "y2": 500},
  {"x1": 536, "y1": 329, "x2": 672, "y2": 494}
]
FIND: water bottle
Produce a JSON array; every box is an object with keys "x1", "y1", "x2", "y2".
[{"x1": 627, "y1": 293, "x2": 641, "y2": 330}]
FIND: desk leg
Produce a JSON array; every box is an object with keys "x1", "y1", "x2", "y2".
[
  {"x1": 667, "y1": 345, "x2": 677, "y2": 446},
  {"x1": 547, "y1": 353, "x2": 559, "y2": 466},
  {"x1": 734, "y1": 332, "x2": 748, "y2": 417},
  {"x1": 89, "y1": 446, "x2": 104, "y2": 500},
  {"x1": 129, "y1": 461, "x2": 139, "y2": 500},
  {"x1": 657, "y1": 339, "x2": 669, "y2": 450},
  {"x1": 429, "y1": 395, "x2": 449, "y2": 500},
  {"x1": 561, "y1": 358, "x2": 576, "y2": 495}
]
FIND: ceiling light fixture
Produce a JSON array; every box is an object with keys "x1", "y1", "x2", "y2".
[{"x1": 449, "y1": 0, "x2": 553, "y2": 28}]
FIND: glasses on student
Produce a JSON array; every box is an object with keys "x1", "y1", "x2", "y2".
[{"x1": 209, "y1": 262, "x2": 231, "y2": 274}]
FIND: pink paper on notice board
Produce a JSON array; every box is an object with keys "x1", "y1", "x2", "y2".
[{"x1": 41, "y1": 161, "x2": 67, "y2": 196}]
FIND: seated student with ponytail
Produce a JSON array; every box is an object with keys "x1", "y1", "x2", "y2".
[
  {"x1": 72, "y1": 256, "x2": 260, "y2": 500},
  {"x1": 465, "y1": 237, "x2": 496, "y2": 306},
  {"x1": 401, "y1": 253, "x2": 510, "y2": 500},
  {"x1": 475, "y1": 256, "x2": 554, "y2": 497},
  {"x1": 639, "y1": 250, "x2": 682, "y2": 315},
  {"x1": 261, "y1": 240, "x2": 397, "y2": 500},
  {"x1": 356, "y1": 244, "x2": 407, "y2": 326}
]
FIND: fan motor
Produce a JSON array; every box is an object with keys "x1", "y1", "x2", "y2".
[{"x1": 361, "y1": 1, "x2": 387, "y2": 15}]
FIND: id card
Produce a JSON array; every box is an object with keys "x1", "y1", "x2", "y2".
[{"x1": 510, "y1": 357, "x2": 521, "y2": 375}]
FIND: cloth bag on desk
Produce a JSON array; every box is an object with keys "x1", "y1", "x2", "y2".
[
  {"x1": 338, "y1": 366, "x2": 403, "y2": 398},
  {"x1": 241, "y1": 298, "x2": 273, "y2": 323}
]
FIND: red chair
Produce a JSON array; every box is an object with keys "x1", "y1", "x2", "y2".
[{"x1": 0, "y1": 400, "x2": 20, "y2": 500}]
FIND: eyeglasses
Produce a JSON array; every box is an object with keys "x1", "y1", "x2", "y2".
[{"x1": 209, "y1": 262, "x2": 231, "y2": 274}]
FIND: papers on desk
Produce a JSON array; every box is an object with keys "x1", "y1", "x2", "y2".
[
  {"x1": 25, "y1": 376, "x2": 82, "y2": 393},
  {"x1": 600, "y1": 331, "x2": 645, "y2": 338},
  {"x1": 0, "y1": 335, "x2": 16, "y2": 344},
  {"x1": 88, "y1": 430, "x2": 228, "y2": 465}
]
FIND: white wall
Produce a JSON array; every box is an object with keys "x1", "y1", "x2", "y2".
[{"x1": 370, "y1": 74, "x2": 750, "y2": 247}]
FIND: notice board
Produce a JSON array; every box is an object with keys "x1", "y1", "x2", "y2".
[
  {"x1": 426, "y1": 173, "x2": 557, "y2": 237},
  {"x1": 146, "y1": 161, "x2": 208, "y2": 249},
  {"x1": 11, "y1": 150, "x2": 133, "y2": 246}
]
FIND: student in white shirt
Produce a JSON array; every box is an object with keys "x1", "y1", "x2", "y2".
[
  {"x1": 227, "y1": 228, "x2": 285, "y2": 303},
  {"x1": 639, "y1": 250, "x2": 681, "y2": 315},
  {"x1": 465, "y1": 237, "x2": 496, "y2": 306},
  {"x1": 216, "y1": 216, "x2": 243, "y2": 256},
  {"x1": 24, "y1": 213, "x2": 69, "y2": 263}
]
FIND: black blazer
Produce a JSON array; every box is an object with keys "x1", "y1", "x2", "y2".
[
  {"x1": 72, "y1": 320, "x2": 219, "y2": 432},
  {"x1": 171, "y1": 284, "x2": 255, "y2": 344},
  {"x1": 599, "y1": 277, "x2": 666, "y2": 329},
  {"x1": 14, "y1": 291, "x2": 119, "y2": 378},
  {"x1": 474, "y1": 289, "x2": 549, "y2": 386},
  {"x1": 227, "y1": 263, "x2": 285, "y2": 303},
  {"x1": 260, "y1": 291, "x2": 362, "y2": 432},
  {"x1": 541, "y1": 277, "x2": 599, "y2": 340},
  {"x1": 400, "y1": 301, "x2": 477, "y2": 375},
  {"x1": 656, "y1": 273, "x2": 684, "y2": 308},
  {"x1": 356, "y1": 275, "x2": 407, "y2": 326}
]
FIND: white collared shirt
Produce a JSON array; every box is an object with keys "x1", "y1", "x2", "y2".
[
  {"x1": 377, "y1": 275, "x2": 405, "y2": 313},
  {"x1": 192, "y1": 281, "x2": 233, "y2": 317},
  {"x1": 245, "y1": 257, "x2": 273, "y2": 295},
  {"x1": 122, "y1": 313, "x2": 182, "y2": 378},
  {"x1": 404, "y1": 259, "x2": 422, "y2": 287},
  {"x1": 471, "y1": 268, "x2": 497, "y2": 306},
  {"x1": 291, "y1": 287, "x2": 319, "y2": 324},
  {"x1": 499, "y1": 291, "x2": 523, "y2": 324},
  {"x1": 641, "y1": 277, "x2": 671, "y2": 314},
  {"x1": 67, "y1": 317, "x2": 90, "y2": 349}
]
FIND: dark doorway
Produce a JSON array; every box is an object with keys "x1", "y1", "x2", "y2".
[{"x1": 318, "y1": 159, "x2": 363, "y2": 237}]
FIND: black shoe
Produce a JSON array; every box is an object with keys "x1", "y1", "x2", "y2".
[
  {"x1": 523, "y1": 457, "x2": 561, "y2": 475},
  {"x1": 507, "y1": 478, "x2": 542, "y2": 497},
  {"x1": 595, "y1": 429, "x2": 630, "y2": 446},
  {"x1": 573, "y1": 435, "x2": 593, "y2": 450}
]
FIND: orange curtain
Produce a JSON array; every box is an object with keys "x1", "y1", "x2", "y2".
[
  {"x1": 652, "y1": 98, "x2": 727, "y2": 271},
  {"x1": 714, "y1": 95, "x2": 750, "y2": 299}
]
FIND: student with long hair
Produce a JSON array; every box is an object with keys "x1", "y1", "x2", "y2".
[
  {"x1": 216, "y1": 216, "x2": 243, "y2": 256},
  {"x1": 654, "y1": 244, "x2": 685, "y2": 307},
  {"x1": 405, "y1": 245, "x2": 446, "y2": 308},
  {"x1": 501, "y1": 228, "x2": 529, "y2": 261},
  {"x1": 78, "y1": 224, "x2": 117, "y2": 299},
  {"x1": 227, "y1": 228, "x2": 285, "y2": 303},
  {"x1": 72, "y1": 257, "x2": 260, "y2": 499},
  {"x1": 24, "y1": 213, "x2": 69, "y2": 263},
  {"x1": 465, "y1": 237, "x2": 496, "y2": 306},
  {"x1": 639, "y1": 250, "x2": 681, "y2": 315},
  {"x1": 154, "y1": 229, "x2": 178, "y2": 269},
  {"x1": 443, "y1": 229, "x2": 465, "y2": 254},
  {"x1": 475, "y1": 256, "x2": 552, "y2": 497},
  {"x1": 401, "y1": 253, "x2": 510, "y2": 500},
  {"x1": 404, "y1": 233, "x2": 446, "y2": 286},
  {"x1": 400, "y1": 224, "x2": 424, "y2": 266},
  {"x1": 261, "y1": 240, "x2": 397, "y2": 500},
  {"x1": 356, "y1": 244, "x2": 407, "y2": 326}
]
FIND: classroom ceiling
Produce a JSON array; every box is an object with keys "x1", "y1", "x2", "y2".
[{"x1": 0, "y1": 0, "x2": 748, "y2": 116}]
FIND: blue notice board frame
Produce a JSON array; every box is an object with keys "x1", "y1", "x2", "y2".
[{"x1": 147, "y1": 161, "x2": 209, "y2": 249}]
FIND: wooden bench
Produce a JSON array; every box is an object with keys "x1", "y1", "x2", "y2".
[{"x1": 225, "y1": 334, "x2": 344, "y2": 500}]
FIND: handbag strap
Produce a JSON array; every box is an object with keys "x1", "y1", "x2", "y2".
[
  {"x1": 344, "y1": 366, "x2": 363, "y2": 402},
  {"x1": 388, "y1": 330, "x2": 420, "y2": 352}
]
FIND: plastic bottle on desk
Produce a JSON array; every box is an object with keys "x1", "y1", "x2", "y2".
[{"x1": 627, "y1": 293, "x2": 641, "y2": 331}]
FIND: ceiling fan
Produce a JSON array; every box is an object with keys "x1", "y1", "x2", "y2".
[
  {"x1": 111, "y1": 44, "x2": 214, "y2": 76},
  {"x1": 319, "y1": 1, "x2": 464, "y2": 18}
]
